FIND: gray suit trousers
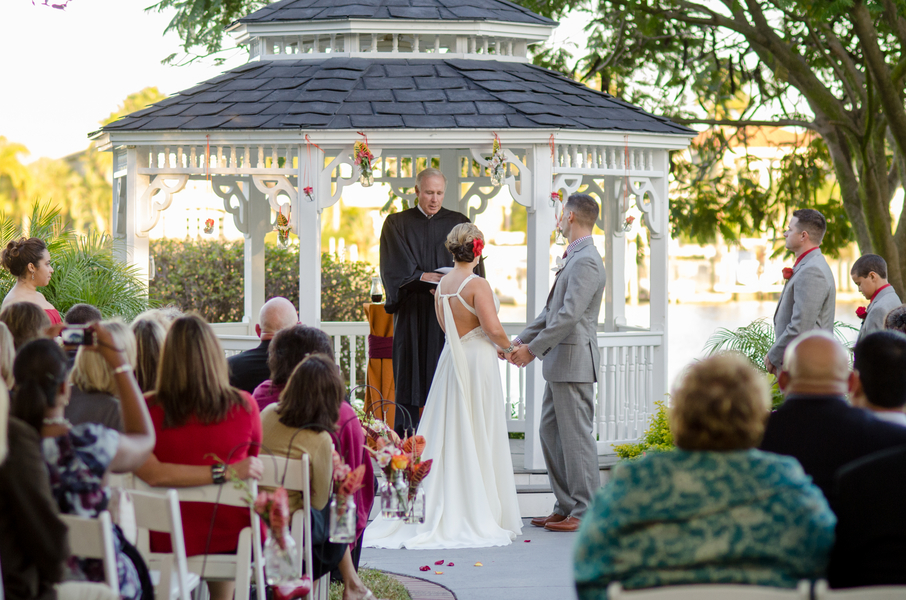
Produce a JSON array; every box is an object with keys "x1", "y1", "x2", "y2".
[{"x1": 540, "y1": 381, "x2": 599, "y2": 519}]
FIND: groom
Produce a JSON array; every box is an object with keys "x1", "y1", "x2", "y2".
[{"x1": 508, "y1": 194, "x2": 606, "y2": 533}]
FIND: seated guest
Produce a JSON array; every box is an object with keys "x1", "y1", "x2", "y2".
[
  {"x1": 130, "y1": 317, "x2": 166, "y2": 393},
  {"x1": 828, "y1": 444, "x2": 906, "y2": 588},
  {"x1": 66, "y1": 320, "x2": 138, "y2": 431},
  {"x1": 851, "y1": 254, "x2": 901, "y2": 341},
  {"x1": 0, "y1": 378, "x2": 71, "y2": 600},
  {"x1": 850, "y1": 331, "x2": 906, "y2": 426},
  {"x1": 63, "y1": 303, "x2": 102, "y2": 325},
  {"x1": 885, "y1": 304, "x2": 906, "y2": 333},
  {"x1": 229, "y1": 297, "x2": 298, "y2": 394},
  {"x1": 135, "y1": 313, "x2": 263, "y2": 600},
  {"x1": 133, "y1": 307, "x2": 182, "y2": 332},
  {"x1": 261, "y1": 352, "x2": 373, "y2": 600},
  {"x1": 0, "y1": 322, "x2": 13, "y2": 387},
  {"x1": 0, "y1": 301, "x2": 50, "y2": 350},
  {"x1": 759, "y1": 330, "x2": 906, "y2": 503},
  {"x1": 574, "y1": 353, "x2": 835, "y2": 599},
  {"x1": 12, "y1": 330, "x2": 155, "y2": 600}
]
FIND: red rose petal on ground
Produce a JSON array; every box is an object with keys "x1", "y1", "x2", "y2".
[
  {"x1": 524, "y1": 539, "x2": 531, "y2": 542},
  {"x1": 447, "y1": 562, "x2": 454, "y2": 566},
  {"x1": 419, "y1": 566, "x2": 430, "y2": 572},
  {"x1": 434, "y1": 559, "x2": 445, "y2": 565}
]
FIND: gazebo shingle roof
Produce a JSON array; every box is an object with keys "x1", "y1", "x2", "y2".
[
  {"x1": 103, "y1": 58, "x2": 692, "y2": 135},
  {"x1": 238, "y1": 0, "x2": 556, "y2": 26}
]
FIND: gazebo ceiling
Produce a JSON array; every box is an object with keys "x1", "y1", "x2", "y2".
[
  {"x1": 237, "y1": 0, "x2": 556, "y2": 26},
  {"x1": 101, "y1": 57, "x2": 692, "y2": 135}
]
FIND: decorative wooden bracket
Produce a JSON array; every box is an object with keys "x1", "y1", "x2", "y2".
[
  {"x1": 138, "y1": 174, "x2": 189, "y2": 237},
  {"x1": 212, "y1": 177, "x2": 249, "y2": 235}
]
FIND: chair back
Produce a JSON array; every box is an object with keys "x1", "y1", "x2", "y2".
[
  {"x1": 60, "y1": 511, "x2": 120, "y2": 594},
  {"x1": 261, "y1": 455, "x2": 314, "y2": 583},
  {"x1": 128, "y1": 487, "x2": 197, "y2": 600},
  {"x1": 606, "y1": 581, "x2": 811, "y2": 599},
  {"x1": 814, "y1": 579, "x2": 906, "y2": 599}
]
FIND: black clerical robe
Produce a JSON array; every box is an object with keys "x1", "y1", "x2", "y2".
[{"x1": 379, "y1": 207, "x2": 471, "y2": 412}]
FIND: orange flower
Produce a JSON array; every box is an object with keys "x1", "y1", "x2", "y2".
[{"x1": 391, "y1": 453, "x2": 410, "y2": 470}]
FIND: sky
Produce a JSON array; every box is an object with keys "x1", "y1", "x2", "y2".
[{"x1": 0, "y1": 1, "x2": 587, "y2": 162}]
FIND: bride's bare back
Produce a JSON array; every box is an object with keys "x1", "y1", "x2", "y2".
[{"x1": 434, "y1": 267, "x2": 510, "y2": 350}]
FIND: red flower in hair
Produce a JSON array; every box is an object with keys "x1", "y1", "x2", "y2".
[
  {"x1": 472, "y1": 238, "x2": 484, "y2": 256},
  {"x1": 782, "y1": 267, "x2": 793, "y2": 280},
  {"x1": 856, "y1": 306, "x2": 868, "y2": 320}
]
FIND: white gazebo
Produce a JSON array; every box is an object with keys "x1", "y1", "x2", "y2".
[{"x1": 92, "y1": 0, "x2": 694, "y2": 468}]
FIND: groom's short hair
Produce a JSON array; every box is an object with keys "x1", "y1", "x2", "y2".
[
  {"x1": 565, "y1": 194, "x2": 600, "y2": 228},
  {"x1": 792, "y1": 208, "x2": 827, "y2": 244}
]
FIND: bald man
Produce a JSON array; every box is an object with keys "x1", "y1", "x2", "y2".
[
  {"x1": 228, "y1": 297, "x2": 299, "y2": 394},
  {"x1": 759, "y1": 330, "x2": 906, "y2": 504}
]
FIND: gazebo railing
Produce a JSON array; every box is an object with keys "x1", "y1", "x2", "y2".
[{"x1": 215, "y1": 323, "x2": 663, "y2": 454}]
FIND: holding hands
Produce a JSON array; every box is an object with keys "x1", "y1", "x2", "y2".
[{"x1": 496, "y1": 339, "x2": 535, "y2": 368}]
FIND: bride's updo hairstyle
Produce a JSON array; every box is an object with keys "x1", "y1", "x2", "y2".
[
  {"x1": 445, "y1": 223, "x2": 484, "y2": 263},
  {"x1": 1, "y1": 237, "x2": 47, "y2": 278}
]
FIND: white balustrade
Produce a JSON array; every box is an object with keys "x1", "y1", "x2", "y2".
[
  {"x1": 554, "y1": 145, "x2": 663, "y2": 176},
  {"x1": 250, "y1": 33, "x2": 522, "y2": 59},
  {"x1": 214, "y1": 322, "x2": 663, "y2": 455},
  {"x1": 140, "y1": 145, "x2": 298, "y2": 176}
]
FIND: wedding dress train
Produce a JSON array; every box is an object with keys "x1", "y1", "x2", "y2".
[{"x1": 363, "y1": 275, "x2": 523, "y2": 549}]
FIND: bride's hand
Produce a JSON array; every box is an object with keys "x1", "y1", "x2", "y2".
[{"x1": 496, "y1": 348, "x2": 507, "y2": 361}]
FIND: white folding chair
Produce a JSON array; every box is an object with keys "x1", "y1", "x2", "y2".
[
  {"x1": 59, "y1": 511, "x2": 120, "y2": 595},
  {"x1": 261, "y1": 454, "x2": 325, "y2": 599},
  {"x1": 128, "y1": 487, "x2": 201, "y2": 600},
  {"x1": 133, "y1": 478, "x2": 265, "y2": 600},
  {"x1": 814, "y1": 579, "x2": 906, "y2": 599},
  {"x1": 607, "y1": 580, "x2": 811, "y2": 599}
]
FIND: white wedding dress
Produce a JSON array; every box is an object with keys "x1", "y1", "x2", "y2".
[{"x1": 364, "y1": 274, "x2": 523, "y2": 549}]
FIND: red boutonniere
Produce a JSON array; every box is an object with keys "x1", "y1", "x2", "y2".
[
  {"x1": 856, "y1": 306, "x2": 868, "y2": 320},
  {"x1": 782, "y1": 267, "x2": 793, "y2": 280},
  {"x1": 472, "y1": 238, "x2": 484, "y2": 256}
]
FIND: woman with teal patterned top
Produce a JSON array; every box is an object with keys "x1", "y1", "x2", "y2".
[{"x1": 574, "y1": 353, "x2": 836, "y2": 599}]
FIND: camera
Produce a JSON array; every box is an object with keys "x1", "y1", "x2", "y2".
[{"x1": 61, "y1": 325, "x2": 95, "y2": 346}]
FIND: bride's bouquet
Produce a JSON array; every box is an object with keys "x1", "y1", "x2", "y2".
[{"x1": 364, "y1": 421, "x2": 432, "y2": 523}]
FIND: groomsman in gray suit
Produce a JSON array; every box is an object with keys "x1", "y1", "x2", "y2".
[
  {"x1": 765, "y1": 209, "x2": 836, "y2": 375},
  {"x1": 508, "y1": 194, "x2": 607, "y2": 533},
  {"x1": 851, "y1": 254, "x2": 902, "y2": 342}
]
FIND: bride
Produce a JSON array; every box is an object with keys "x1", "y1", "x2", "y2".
[{"x1": 364, "y1": 223, "x2": 523, "y2": 549}]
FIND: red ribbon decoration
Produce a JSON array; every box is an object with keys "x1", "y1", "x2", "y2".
[{"x1": 205, "y1": 134, "x2": 211, "y2": 181}]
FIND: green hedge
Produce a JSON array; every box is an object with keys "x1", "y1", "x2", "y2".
[{"x1": 149, "y1": 239, "x2": 375, "y2": 323}]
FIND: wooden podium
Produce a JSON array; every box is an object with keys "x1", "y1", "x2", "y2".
[{"x1": 363, "y1": 303, "x2": 397, "y2": 429}]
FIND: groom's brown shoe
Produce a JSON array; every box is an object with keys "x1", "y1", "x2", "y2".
[
  {"x1": 530, "y1": 513, "x2": 566, "y2": 528},
  {"x1": 544, "y1": 516, "x2": 581, "y2": 532}
]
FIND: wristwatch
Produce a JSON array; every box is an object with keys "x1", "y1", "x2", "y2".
[
  {"x1": 504, "y1": 344, "x2": 516, "y2": 354},
  {"x1": 211, "y1": 463, "x2": 228, "y2": 485}
]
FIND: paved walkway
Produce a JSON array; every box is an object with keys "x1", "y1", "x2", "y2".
[{"x1": 361, "y1": 519, "x2": 579, "y2": 600}]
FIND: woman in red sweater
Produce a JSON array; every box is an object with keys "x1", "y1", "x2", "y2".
[{"x1": 136, "y1": 314, "x2": 263, "y2": 600}]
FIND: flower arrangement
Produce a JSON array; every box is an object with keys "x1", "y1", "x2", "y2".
[
  {"x1": 488, "y1": 137, "x2": 506, "y2": 187},
  {"x1": 303, "y1": 185, "x2": 314, "y2": 202},
  {"x1": 363, "y1": 420, "x2": 433, "y2": 521},
  {"x1": 551, "y1": 190, "x2": 563, "y2": 204},
  {"x1": 354, "y1": 140, "x2": 374, "y2": 187},
  {"x1": 275, "y1": 209, "x2": 291, "y2": 248},
  {"x1": 203, "y1": 218, "x2": 215, "y2": 235},
  {"x1": 622, "y1": 215, "x2": 635, "y2": 232},
  {"x1": 254, "y1": 487, "x2": 291, "y2": 548},
  {"x1": 329, "y1": 450, "x2": 366, "y2": 543},
  {"x1": 332, "y1": 450, "x2": 366, "y2": 500}
]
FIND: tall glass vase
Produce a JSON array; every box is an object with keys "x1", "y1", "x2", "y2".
[
  {"x1": 380, "y1": 471, "x2": 408, "y2": 520},
  {"x1": 263, "y1": 527, "x2": 298, "y2": 585},
  {"x1": 405, "y1": 486, "x2": 426, "y2": 524},
  {"x1": 329, "y1": 495, "x2": 357, "y2": 543}
]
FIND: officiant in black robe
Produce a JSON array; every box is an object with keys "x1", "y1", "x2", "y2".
[{"x1": 379, "y1": 168, "x2": 481, "y2": 436}]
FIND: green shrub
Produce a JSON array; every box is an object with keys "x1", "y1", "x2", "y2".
[
  {"x1": 613, "y1": 399, "x2": 675, "y2": 459},
  {"x1": 0, "y1": 201, "x2": 150, "y2": 320},
  {"x1": 149, "y1": 239, "x2": 375, "y2": 323}
]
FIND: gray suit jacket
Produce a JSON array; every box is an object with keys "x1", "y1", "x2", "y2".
[
  {"x1": 768, "y1": 249, "x2": 836, "y2": 367},
  {"x1": 518, "y1": 238, "x2": 606, "y2": 383},
  {"x1": 857, "y1": 285, "x2": 902, "y2": 343}
]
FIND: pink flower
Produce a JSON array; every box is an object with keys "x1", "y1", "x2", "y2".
[
  {"x1": 472, "y1": 238, "x2": 484, "y2": 256},
  {"x1": 253, "y1": 491, "x2": 270, "y2": 517}
]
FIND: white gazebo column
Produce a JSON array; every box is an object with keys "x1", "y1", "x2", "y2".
[
  {"x1": 604, "y1": 176, "x2": 627, "y2": 332},
  {"x1": 244, "y1": 180, "x2": 270, "y2": 334},
  {"x1": 126, "y1": 147, "x2": 151, "y2": 284},
  {"x1": 523, "y1": 143, "x2": 553, "y2": 471},
  {"x1": 648, "y1": 150, "x2": 670, "y2": 403},
  {"x1": 300, "y1": 145, "x2": 326, "y2": 326}
]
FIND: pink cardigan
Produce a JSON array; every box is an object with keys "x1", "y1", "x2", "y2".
[{"x1": 252, "y1": 380, "x2": 375, "y2": 542}]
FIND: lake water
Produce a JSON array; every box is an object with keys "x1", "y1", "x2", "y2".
[{"x1": 501, "y1": 298, "x2": 866, "y2": 388}]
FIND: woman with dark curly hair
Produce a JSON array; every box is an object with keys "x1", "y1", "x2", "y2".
[{"x1": 1, "y1": 237, "x2": 61, "y2": 324}]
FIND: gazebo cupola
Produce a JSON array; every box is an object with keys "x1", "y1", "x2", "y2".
[
  {"x1": 93, "y1": 0, "x2": 695, "y2": 469},
  {"x1": 229, "y1": 0, "x2": 556, "y2": 62}
]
